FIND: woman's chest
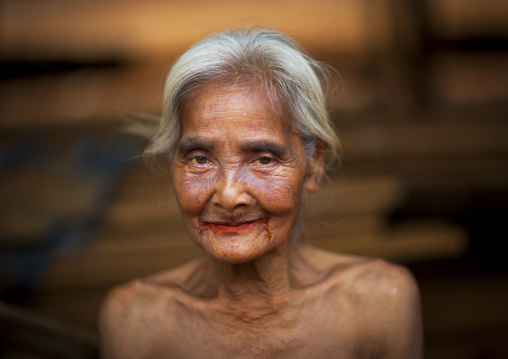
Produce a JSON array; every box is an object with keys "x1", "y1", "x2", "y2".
[
  {"x1": 165, "y1": 327, "x2": 352, "y2": 359},
  {"x1": 159, "y1": 302, "x2": 361, "y2": 358}
]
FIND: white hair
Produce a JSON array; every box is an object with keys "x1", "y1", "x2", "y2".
[{"x1": 144, "y1": 28, "x2": 340, "y2": 166}]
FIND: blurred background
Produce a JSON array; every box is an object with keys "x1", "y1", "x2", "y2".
[{"x1": 1, "y1": 0, "x2": 507, "y2": 358}]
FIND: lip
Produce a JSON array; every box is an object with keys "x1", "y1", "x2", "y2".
[{"x1": 205, "y1": 220, "x2": 263, "y2": 234}]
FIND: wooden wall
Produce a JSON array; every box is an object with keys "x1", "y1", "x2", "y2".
[{"x1": 1, "y1": 0, "x2": 508, "y2": 358}]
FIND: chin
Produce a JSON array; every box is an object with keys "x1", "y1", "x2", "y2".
[
  {"x1": 212, "y1": 246, "x2": 273, "y2": 264},
  {"x1": 205, "y1": 237, "x2": 272, "y2": 264},
  {"x1": 192, "y1": 229, "x2": 280, "y2": 264}
]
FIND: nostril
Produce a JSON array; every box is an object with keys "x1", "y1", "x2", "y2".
[{"x1": 212, "y1": 175, "x2": 251, "y2": 210}]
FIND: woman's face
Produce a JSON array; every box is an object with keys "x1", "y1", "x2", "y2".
[{"x1": 171, "y1": 84, "x2": 320, "y2": 264}]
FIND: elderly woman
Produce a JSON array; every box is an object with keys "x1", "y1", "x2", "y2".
[{"x1": 99, "y1": 28, "x2": 422, "y2": 358}]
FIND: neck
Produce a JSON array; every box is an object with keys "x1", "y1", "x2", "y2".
[
  {"x1": 207, "y1": 239, "x2": 325, "y2": 305},
  {"x1": 207, "y1": 239, "x2": 303, "y2": 303}
]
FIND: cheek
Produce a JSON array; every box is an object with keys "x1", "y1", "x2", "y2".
[
  {"x1": 172, "y1": 171, "x2": 214, "y2": 214},
  {"x1": 247, "y1": 168, "x2": 306, "y2": 214}
]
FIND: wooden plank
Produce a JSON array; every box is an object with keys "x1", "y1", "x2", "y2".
[
  {"x1": 428, "y1": 0, "x2": 508, "y2": 38},
  {"x1": 0, "y1": 300, "x2": 97, "y2": 347},
  {"x1": 12, "y1": 287, "x2": 111, "y2": 332},
  {"x1": 301, "y1": 176, "x2": 404, "y2": 216},
  {"x1": 427, "y1": 53, "x2": 508, "y2": 105},
  {"x1": 0, "y1": 62, "x2": 163, "y2": 127},
  {"x1": 336, "y1": 115, "x2": 508, "y2": 160},
  {"x1": 41, "y1": 244, "x2": 201, "y2": 288},
  {"x1": 309, "y1": 220, "x2": 468, "y2": 263},
  {"x1": 0, "y1": 0, "x2": 395, "y2": 61},
  {"x1": 0, "y1": 166, "x2": 104, "y2": 239},
  {"x1": 303, "y1": 215, "x2": 386, "y2": 238}
]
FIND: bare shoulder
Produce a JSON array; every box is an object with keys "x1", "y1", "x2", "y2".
[
  {"x1": 344, "y1": 258, "x2": 420, "y2": 302},
  {"x1": 100, "y1": 277, "x2": 165, "y2": 324},
  {"x1": 99, "y1": 257, "x2": 207, "y2": 358},
  {"x1": 303, "y1": 245, "x2": 418, "y2": 298},
  {"x1": 100, "y1": 259, "x2": 199, "y2": 321},
  {"x1": 300, "y1": 245, "x2": 419, "y2": 300},
  {"x1": 302, "y1": 246, "x2": 422, "y2": 357},
  {"x1": 99, "y1": 256, "x2": 207, "y2": 322},
  {"x1": 332, "y1": 257, "x2": 423, "y2": 358},
  {"x1": 98, "y1": 279, "x2": 169, "y2": 358}
]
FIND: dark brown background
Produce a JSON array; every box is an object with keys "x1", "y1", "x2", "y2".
[{"x1": 1, "y1": 1, "x2": 507, "y2": 358}]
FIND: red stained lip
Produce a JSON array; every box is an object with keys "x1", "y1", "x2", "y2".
[{"x1": 206, "y1": 220, "x2": 263, "y2": 233}]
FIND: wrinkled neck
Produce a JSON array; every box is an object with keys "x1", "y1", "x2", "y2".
[
  {"x1": 215, "y1": 245, "x2": 293, "y2": 301},
  {"x1": 209, "y1": 238, "x2": 324, "y2": 305}
]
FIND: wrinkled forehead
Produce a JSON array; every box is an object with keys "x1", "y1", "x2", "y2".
[
  {"x1": 181, "y1": 81, "x2": 290, "y2": 129},
  {"x1": 177, "y1": 82, "x2": 305, "y2": 155}
]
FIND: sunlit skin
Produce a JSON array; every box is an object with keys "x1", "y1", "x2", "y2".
[
  {"x1": 171, "y1": 84, "x2": 312, "y2": 265},
  {"x1": 99, "y1": 84, "x2": 423, "y2": 358}
]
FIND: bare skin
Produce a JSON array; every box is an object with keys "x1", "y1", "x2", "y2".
[{"x1": 99, "y1": 84, "x2": 423, "y2": 358}]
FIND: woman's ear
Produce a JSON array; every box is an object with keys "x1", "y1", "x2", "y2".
[{"x1": 304, "y1": 139, "x2": 325, "y2": 193}]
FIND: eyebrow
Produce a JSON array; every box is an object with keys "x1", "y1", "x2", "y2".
[
  {"x1": 177, "y1": 137, "x2": 290, "y2": 158},
  {"x1": 177, "y1": 137, "x2": 215, "y2": 155},
  {"x1": 240, "y1": 140, "x2": 288, "y2": 157}
]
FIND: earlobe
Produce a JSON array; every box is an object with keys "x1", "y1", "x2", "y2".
[
  {"x1": 305, "y1": 166, "x2": 323, "y2": 193},
  {"x1": 304, "y1": 140, "x2": 325, "y2": 193}
]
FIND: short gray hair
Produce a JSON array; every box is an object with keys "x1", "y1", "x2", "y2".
[{"x1": 144, "y1": 28, "x2": 340, "y2": 166}]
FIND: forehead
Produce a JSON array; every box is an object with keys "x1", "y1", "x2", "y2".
[{"x1": 180, "y1": 84, "x2": 290, "y2": 138}]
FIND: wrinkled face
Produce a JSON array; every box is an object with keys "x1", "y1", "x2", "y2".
[{"x1": 171, "y1": 84, "x2": 318, "y2": 264}]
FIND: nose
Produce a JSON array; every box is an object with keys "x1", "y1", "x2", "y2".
[{"x1": 211, "y1": 168, "x2": 252, "y2": 211}]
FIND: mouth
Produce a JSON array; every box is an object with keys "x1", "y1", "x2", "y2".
[{"x1": 203, "y1": 219, "x2": 265, "y2": 234}]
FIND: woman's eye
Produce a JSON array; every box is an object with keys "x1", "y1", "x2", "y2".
[
  {"x1": 191, "y1": 156, "x2": 209, "y2": 165},
  {"x1": 257, "y1": 156, "x2": 272, "y2": 165}
]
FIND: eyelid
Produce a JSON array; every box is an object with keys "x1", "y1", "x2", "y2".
[
  {"x1": 185, "y1": 148, "x2": 209, "y2": 159},
  {"x1": 191, "y1": 155, "x2": 207, "y2": 161},
  {"x1": 251, "y1": 153, "x2": 277, "y2": 166},
  {"x1": 260, "y1": 151, "x2": 279, "y2": 160},
  {"x1": 259, "y1": 153, "x2": 274, "y2": 159},
  {"x1": 186, "y1": 150, "x2": 214, "y2": 165}
]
